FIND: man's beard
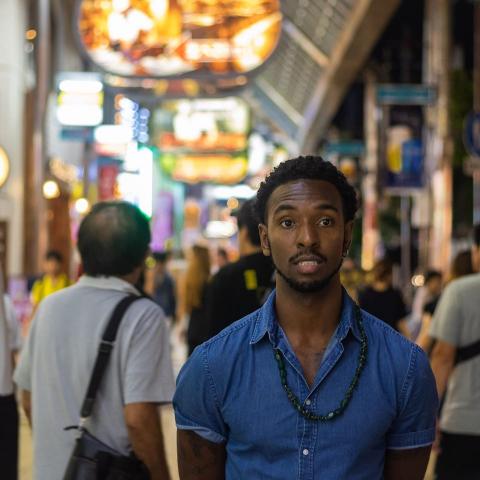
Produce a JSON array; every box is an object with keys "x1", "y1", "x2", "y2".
[{"x1": 272, "y1": 255, "x2": 344, "y2": 294}]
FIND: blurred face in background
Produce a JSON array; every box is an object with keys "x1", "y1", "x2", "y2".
[
  {"x1": 425, "y1": 276, "x2": 442, "y2": 297},
  {"x1": 44, "y1": 258, "x2": 62, "y2": 277}
]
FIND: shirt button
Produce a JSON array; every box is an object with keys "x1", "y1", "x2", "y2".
[
  {"x1": 303, "y1": 449, "x2": 309, "y2": 456},
  {"x1": 305, "y1": 399, "x2": 311, "y2": 406}
]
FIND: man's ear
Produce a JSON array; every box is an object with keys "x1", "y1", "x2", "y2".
[{"x1": 258, "y1": 224, "x2": 270, "y2": 256}]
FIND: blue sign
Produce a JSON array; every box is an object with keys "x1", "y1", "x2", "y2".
[
  {"x1": 324, "y1": 141, "x2": 365, "y2": 157},
  {"x1": 464, "y1": 111, "x2": 480, "y2": 158},
  {"x1": 60, "y1": 127, "x2": 94, "y2": 142},
  {"x1": 385, "y1": 139, "x2": 424, "y2": 190},
  {"x1": 377, "y1": 84, "x2": 436, "y2": 105}
]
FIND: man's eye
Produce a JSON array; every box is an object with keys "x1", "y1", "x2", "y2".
[
  {"x1": 319, "y1": 218, "x2": 333, "y2": 226},
  {"x1": 280, "y1": 219, "x2": 294, "y2": 228}
]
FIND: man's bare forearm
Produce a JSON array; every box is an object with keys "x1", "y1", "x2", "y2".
[
  {"x1": 177, "y1": 430, "x2": 226, "y2": 480},
  {"x1": 430, "y1": 341, "x2": 455, "y2": 398},
  {"x1": 384, "y1": 446, "x2": 431, "y2": 480},
  {"x1": 125, "y1": 403, "x2": 171, "y2": 480}
]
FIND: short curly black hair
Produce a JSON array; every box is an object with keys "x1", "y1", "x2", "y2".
[{"x1": 255, "y1": 156, "x2": 358, "y2": 224}]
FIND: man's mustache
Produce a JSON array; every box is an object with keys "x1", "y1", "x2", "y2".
[{"x1": 289, "y1": 250, "x2": 327, "y2": 264}]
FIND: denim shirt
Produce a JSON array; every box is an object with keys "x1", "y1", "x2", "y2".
[{"x1": 174, "y1": 291, "x2": 438, "y2": 480}]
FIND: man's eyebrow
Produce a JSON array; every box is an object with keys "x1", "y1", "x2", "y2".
[{"x1": 272, "y1": 203, "x2": 339, "y2": 215}]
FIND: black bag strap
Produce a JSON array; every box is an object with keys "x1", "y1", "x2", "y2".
[
  {"x1": 80, "y1": 295, "x2": 144, "y2": 419},
  {"x1": 455, "y1": 338, "x2": 480, "y2": 366}
]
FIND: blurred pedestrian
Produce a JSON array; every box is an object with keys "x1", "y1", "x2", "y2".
[
  {"x1": 448, "y1": 249, "x2": 473, "y2": 282},
  {"x1": 430, "y1": 225, "x2": 480, "y2": 479},
  {"x1": 216, "y1": 247, "x2": 229, "y2": 270},
  {"x1": 15, "y1": 201, "x2": 174, "y2": 480},
  {"x1": 147, "y1": 251, "x2": 177, "y2": 325},
  {"x1": 30, "y1": 250, "x2": 70, "y2": 308},
  {"x1": 0, "y1": 288, "x2": 21, "y2": 480},
  {"x1": 417, "y1": 250, "x2": 472, "y2": 353},
  {"x1": 409, "y1": 269, "x2": 443, "y2": 338},
  {"x1": 174, "y1": 156, "x2": 437, "y2": 479},
  {"x1": 206, "y1": 199, "x2": 274, "y2": 339},
  {"x1": 358, "y1": 258, "x2": 410, "y2": 338},
  {"x1": 184, "y1": 244, "x2": 210, "y2": 355}
]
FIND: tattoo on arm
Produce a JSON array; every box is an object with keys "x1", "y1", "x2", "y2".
[{"x1": 177, "y1": 430, "x2": 226, "y2": 480}]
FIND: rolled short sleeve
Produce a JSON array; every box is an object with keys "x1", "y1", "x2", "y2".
[
  {"x1": 123, "y1": 304, "x2": 175, "y2": 405},
  {"x1": 173, "y1": 344, "x2": 227, "y2": 444},
  {"x1": 429, "y1": 283, "x2": 461, "y2": 346},
  {"x1": 386, "y1": 346, "x2": 438, "y2": 450}
]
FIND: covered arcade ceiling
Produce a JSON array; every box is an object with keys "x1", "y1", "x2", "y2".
[{"x1": 70, "y1": 0, "x2": 400, "y2": 151}]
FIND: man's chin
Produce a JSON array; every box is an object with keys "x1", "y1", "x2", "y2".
[
  {"x1": 286, "y1": 278, "x2": 332, "y2": 293},
  {"x1": 274, "y1": 259, "x2": 344, "y2": 294}
]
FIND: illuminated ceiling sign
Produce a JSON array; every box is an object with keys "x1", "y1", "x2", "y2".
[
  {"x1": 152, "y1": 97, "x2": 250, "y2": 152},
  {"x1": 56, "y1": 73, "x2": 104, "y2": 126},
  {"x1": 162, "y1": 153, "x2": 248, "y2": 184},
  {"x1": 76, "y1": 0, "x2": 282, "y2": 78},
  {"x1": 153, "y1": 96, "x2": 250, "y2": 184}
]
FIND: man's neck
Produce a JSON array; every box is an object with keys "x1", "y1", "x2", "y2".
[
  {"x1": 275, "y1": 277, "x2": 343, "y2": 341},
  {"x1": 118, "y1": 270, "x2": 141, "y2": 286}
]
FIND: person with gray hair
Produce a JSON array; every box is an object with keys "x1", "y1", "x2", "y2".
[{"x1": 15, "y1": 201, "x2": 174, "y2": 480}]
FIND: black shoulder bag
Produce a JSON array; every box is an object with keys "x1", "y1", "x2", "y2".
[
  {"x1": 455, "y1": 338, "x2": 480, "y2": 365},
  {"x1": 63, "y1": 295, "x2": 150, "y2": 480}
]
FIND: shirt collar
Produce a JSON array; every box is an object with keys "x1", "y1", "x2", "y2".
[
  {"x1": 77, "y1": 275, "x2": 140, "y2": 296},
  {"x1": 250, "y1": 288, "x2": 362, "y2": 345}
]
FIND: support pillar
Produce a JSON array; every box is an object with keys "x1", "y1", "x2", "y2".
[{"x1": 424, "y1": 0, "x2": 452, "y2": 272}]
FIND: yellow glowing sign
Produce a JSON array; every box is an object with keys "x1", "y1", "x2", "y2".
[
  {"x1": 167, "y1": 154, "x2": 248, "y2": 184},
  {"x1": 77, "y1": 0, "x2": 282, "y2": 78}
]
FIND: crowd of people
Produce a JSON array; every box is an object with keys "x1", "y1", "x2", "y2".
[{"x1": 0, "y1": 156, "x2": 479, "y2": 479}]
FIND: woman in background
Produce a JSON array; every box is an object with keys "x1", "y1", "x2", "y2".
[{"x1": 184, "y1": 245, "x2": 211, "y2": 356}]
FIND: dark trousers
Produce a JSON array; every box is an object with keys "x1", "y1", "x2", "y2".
[
  {"x1": 435, "y1": 431, "x2": 480, "y2": 480},
  {"x1": 0, "y1": 394, "x2": 19, "y2": 480}
]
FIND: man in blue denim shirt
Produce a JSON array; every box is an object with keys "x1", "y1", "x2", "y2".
[{"x1": 174, "y1": 156, "x2": 438, "y2": 479}]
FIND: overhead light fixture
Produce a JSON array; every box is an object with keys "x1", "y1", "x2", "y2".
[
  {"x1": 75, "y1": 198, "x2": 90, "y2": 214},
  {"x1": 42, "y1": 180, "x2": 61, "y2": 199},
  {"x1": 204, "y1": 221, "x2": 237, "y2": 239},
  {"x1": 0, "y1": 146, "x2": 10, "y2": 188}
]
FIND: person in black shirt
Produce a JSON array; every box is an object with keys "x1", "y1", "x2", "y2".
[
  {"x1": 358, "y1": 258, "x2": 410, "y2": 338},
  {"x1": 206, "y1": 199, "x2": 274, "y2": 339}
]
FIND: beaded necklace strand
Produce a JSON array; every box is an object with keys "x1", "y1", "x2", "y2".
[{"x1": 273, "y1": 304, "x2": 367, "y2": 422}]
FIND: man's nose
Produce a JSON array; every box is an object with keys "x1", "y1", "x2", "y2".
[{"x1": 296, "y1": 222, "x2": 319, "y2": 247}]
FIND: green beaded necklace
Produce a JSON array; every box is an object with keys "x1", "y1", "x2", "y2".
[{"x1": 273, "y1": 304, "x2": 367, "y2": 422}]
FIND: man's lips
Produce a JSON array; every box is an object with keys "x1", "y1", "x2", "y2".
[
  {"x1": 291, "y1": 255, "x2": 326, "y2": 274},
  {"x1": 291, "y1": 255, "x2": 326, "y2": 265}
]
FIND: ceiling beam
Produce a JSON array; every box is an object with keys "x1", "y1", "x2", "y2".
[
  {"x1": 282, "y1": 18, "x2": 330, "y2": 68},
  {"x1": 297, "y1": 0, "x2": 401, "y2": 152}
]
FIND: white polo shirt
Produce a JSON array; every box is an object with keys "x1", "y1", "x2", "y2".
[
  {"x1": 0, "y1": 294, "x2": 21, "y2": 395},
  {"x1": 14, "y1": 276, "x2": 175, "y2": 480}
]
